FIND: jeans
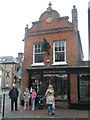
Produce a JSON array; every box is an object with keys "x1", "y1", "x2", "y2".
[
  {"x1": 31, "y1": 99, "x2": 35, "y2": 110},
  {"x1": 48, "y1": 104, "x2": 55, "y2": 116},
  {"x1": 11, "y1": 99, "x2": 17, "y2": 111}
]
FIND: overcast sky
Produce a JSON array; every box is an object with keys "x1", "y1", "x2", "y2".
[{"x1": 0, "y1": 0, "x2": 89, "y2": 60}]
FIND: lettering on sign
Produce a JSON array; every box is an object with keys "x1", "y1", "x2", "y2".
[{"x1": 43, "y1": 70, "x2": 66, "y2": 74}]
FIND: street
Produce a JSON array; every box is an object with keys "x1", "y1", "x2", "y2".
[{"x1": 0, "y1": 89, "x2": 89, "y2": 120}]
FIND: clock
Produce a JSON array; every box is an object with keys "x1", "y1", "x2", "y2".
[{"x1": 46, "y1": 17, "x2": 53, "y2": 23}]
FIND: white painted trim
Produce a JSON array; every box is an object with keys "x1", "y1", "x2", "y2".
[
  {"x1": 52, "y1": 62, "x2": 67, "y2": 66},
  {"x1": 33, "y1": 44, "x2": 34, "y2": 64},
  {"x1": 33, "y1": 43, "x2": 44, "y2": 64},
  {"x1": 31, "y1": 63, "x2": 45, "y2": 66},
  {"x1": 53, "y1": 40, "x2": 66, "y2": 64}
]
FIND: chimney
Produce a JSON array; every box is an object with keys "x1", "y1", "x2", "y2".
[
  {"x1": 18, "y1": 52, "x2": 24, "y2": 61},
  {"x1": 72, "y1": 5, "x2": 78, "y2": 32},
  {"x1": 25, "y1": 24, "x2": 29, "y2": 38}
]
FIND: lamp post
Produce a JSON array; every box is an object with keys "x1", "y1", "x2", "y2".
[
  {"x1": 46, "y1": 59, "x2": 51, "y2": 84},
  {"x1": 47, "y1": 59, "x2": 50, "y2": 67}
]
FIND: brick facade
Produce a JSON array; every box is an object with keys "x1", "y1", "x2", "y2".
[{"x1": 22, "y1": 4, "x2": 84, "y2": 108}]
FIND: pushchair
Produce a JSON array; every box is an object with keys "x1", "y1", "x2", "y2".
[{"x1": 38, "y1": 96, "x2": 44, "y2": 109}]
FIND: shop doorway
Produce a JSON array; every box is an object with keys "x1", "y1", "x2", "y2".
[{"x1": 30, "y1": 73, "x2": 68, "y2": 108}]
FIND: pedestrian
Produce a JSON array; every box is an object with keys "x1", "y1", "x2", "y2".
[
  {"x1": 38, "y1": 81, "x2": 47, "y2": 109},
  {"x1": 9, "y1": 84, "x2": 19, "y2": 111},
  {"x1": 30, "y1": 81, "x2": 37, "y2": 93},
  {"x1": 23, "y1": 88, "x2": 30, "y2": 110},
  {"x1": 30, "y1": 81, "x2": 37, "y2": 106},
  {"x1": 45, "y1": 84, "x2": 55, "y2": 116},
  {"x1": 31, "y1": 89, "x2": 37, "y2": 110}
]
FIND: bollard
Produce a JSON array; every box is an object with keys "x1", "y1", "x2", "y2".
[
  {"x1": 2, "y1": 93, "x2": 5, "y2": 118},
  {"x1": 0, "y1": 95, "x2": 2, "y2": 113}
]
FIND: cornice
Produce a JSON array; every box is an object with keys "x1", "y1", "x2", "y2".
[{"x1": 27, "y1": 27, "x2": 73, "y2": 37}]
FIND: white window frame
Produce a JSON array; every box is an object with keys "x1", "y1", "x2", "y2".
[
  {"x1": 52, "y1": 40, "x2": 67, "y2": 65},
  {"x1": 32, "y1": 43, "x2": 44, "y2": 66}
]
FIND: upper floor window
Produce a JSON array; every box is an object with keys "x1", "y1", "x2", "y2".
[
  {"x1": 33, "y1": 43, "x2": 44, "y2": 65},
  {"x1": 53, "y1": 40, "x2": 66, "y2": 65}
]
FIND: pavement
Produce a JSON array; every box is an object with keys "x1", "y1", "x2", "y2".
[
  {"x1": 0, "y1": 89, "x2": 89, "y2": 120},
  {"x1": 0, "y1": 102, "x2": 89, "y2": 120}
]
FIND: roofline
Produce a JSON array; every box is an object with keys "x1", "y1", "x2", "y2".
[
  {"x1": 39, "y1": 9, "x2": 60, "y2": 21},
  {"x1": 0, "y1": 56, "x2": 17, "y2": 64},
  {"x1": 0, "y1": 62, "x2": 17, "y2": 64},
  {"x1": 78, "y1": 31, "x2": 84, "y2": 58}
]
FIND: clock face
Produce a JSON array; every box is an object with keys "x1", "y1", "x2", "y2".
[{"x1": 46, "y1": 17, "x2": 53, "y2": 23}]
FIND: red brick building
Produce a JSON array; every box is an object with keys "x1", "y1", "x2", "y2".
[{"x1": 22, "y1": 3, "x2": 89, "y2": 109}]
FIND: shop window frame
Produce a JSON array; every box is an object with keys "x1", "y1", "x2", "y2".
[{"x1": 79, "y1": 74, "x2": 90, "y2": 101}]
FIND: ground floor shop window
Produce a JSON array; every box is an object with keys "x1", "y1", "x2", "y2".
[
  {"x1": 31, "y1": 74, "x2": 68, "y2": 100},
  {"x1": 43, "y1": 74, "x2": 68, "y2": 100},
  {"x1": 79, "y1": 74, "x2": 90, "y2": 101}
]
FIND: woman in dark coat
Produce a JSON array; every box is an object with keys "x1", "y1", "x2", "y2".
[{"x1": 9, "y1": 84, "x2": 19, "y2": 111}]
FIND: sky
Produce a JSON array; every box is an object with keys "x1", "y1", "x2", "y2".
[{"x1": 0, "y1": 0, "x2": 89, "y2": 60}]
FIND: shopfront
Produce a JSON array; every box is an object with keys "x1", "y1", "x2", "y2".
[{"x1": 26, "y1": 65, "x2": 90, "y2": 109}]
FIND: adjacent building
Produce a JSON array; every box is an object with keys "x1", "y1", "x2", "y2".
[
  {"x1": 0, "y1": 66, "x2": 2, "y2": 89},
  {"x1": 22, "y1": 3, "x2": 90, "y2": 109},
  {"x1": 16, "y1": 52, "x2": 24, "y2": 87},
  {"x1": 0, "y1": 56, "x2": 17, "y2": 88},
  {"x1": 16, "y1": 52, "x2": 24, "y2": 104}
]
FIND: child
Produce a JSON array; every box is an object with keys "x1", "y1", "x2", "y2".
[
  {"x1": 23, "y1": 88, "x2": 30, "y2": 110},
  {"x1": 31, "y1": 89, "x2": 37, "y2": 110},
  {"x1": 53, "y1": 95, "x2": 55, "y2": 109}
]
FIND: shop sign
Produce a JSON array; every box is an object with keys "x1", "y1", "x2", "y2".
[{"x1": 43, "y1": 70, "x2": 66, "y2": 74}]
